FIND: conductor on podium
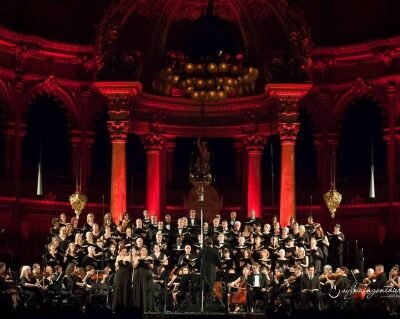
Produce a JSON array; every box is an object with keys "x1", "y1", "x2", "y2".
[{"x1": 199, "y1": 237, "x2": 222, "y2": 301}]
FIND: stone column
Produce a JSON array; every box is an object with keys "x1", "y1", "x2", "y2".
[
  {"x1": 278, "y1": 123, "x2": 299, "y2": 226},
  {"x1": 266, "y1": 83, "x2": 312, "y2": 226},
  {"x1": 244, "y1": 134, "x2": 266, "y2": 218},
  {"x1": 108, "y1": 117, "x2": 129, "y2": 223},
  {"x1": 94, "y1": 81, "x2": 142, "y2": 223},
  {"x1": 142, "y1": 132, "x2": 165, "y2": 219}
]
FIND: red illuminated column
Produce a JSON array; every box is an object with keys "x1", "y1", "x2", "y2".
[
  {"x1": 245, "y1": 134, "x2": 266, "y2": 218},
  {"x1": 278, "y1": 123, "x2": 299, "y2": 226},
  {"x1": 266, "y1": 83, "x2": 312, "y2": 226},
  {"x1": 94, "y1": 81, "x2": 142, "y2": 223},
  {"x1": 142, "y1": 133, "x2": 165, "y2": 219},
  {"x1": 108, "y1": 119, "x2": 129, "y2": 223}
]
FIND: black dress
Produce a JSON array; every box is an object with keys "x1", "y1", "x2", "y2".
[
  {"x1": 112, "y1": 260, "x2": 132, "y2": 312},
  {"x1": 132, "y1": 259, "x2": 154, "y2": 312}
]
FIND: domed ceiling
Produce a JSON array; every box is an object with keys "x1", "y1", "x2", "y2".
[{"x1": 0, "y1": 0, "x2": 398, "y2": 46}]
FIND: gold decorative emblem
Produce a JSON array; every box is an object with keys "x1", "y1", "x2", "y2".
[
  {"x1": 69, "y1": 192, "x2": 88, "y2": 217},
  {"x1": 324, "y1": 189, "x2": 342, "y2": 218}
]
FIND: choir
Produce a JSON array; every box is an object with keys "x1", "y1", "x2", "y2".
[{"x1": 1, "y1": 209, "x2": 399, "y2": 315}]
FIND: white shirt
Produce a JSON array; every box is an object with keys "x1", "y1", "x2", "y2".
[{"x1": 254, "y1": 273, "x2": 260, "y2": 287}]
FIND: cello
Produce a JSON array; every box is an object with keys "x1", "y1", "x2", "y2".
[{"x1": 229, "y1": 274, "x2": 248, "y2": 311}]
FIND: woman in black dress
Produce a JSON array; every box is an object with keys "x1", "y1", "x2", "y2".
[
  {"x1": 132, "y1": 246, "x2": 154, "y2": 312},
  {"x1": 112, "y1": 249, "x2": 132, "y2": 312}
]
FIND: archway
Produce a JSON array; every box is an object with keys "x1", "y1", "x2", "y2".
[
  {"x1": 22, "y1": 94, "x2": 71, "y2": 196},
  {"x1": 337, "y1": 97, "x2": 387, "y2": 200}
]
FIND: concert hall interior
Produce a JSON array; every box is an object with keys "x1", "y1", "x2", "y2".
[{"x1": 0, "y1": 0, "x2": 400, "y2": 318}]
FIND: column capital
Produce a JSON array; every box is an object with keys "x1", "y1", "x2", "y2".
[
  {"x1": 107, "y1": 120, "x2": 129, "y2": 141},
  {"x1": 142, "y1": 132, "x2": 165, "y2": 152},
  {"x1": 278, "y1": 122, "x2": 300, "y2": 144},
  {"x1": 94, "y1": 81, "x2": 142, "y2": 110},
  {"x1": 244, "y1": 133, "x2": 266, "y2": 152}
]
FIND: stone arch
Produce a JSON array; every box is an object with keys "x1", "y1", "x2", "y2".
[
  {"x1": 333, "y1": 79, "x2": 389, "y2": 126},
  {"x1": 23, "y1": 76, "x2": 79, "y2": 127}
]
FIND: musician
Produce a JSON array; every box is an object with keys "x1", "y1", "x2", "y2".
[
  {"x1": 278, "y1": 265, "x2": 303, "y2": 311},
  {"x1": 334, "y1": 267, "x2": 351, "y2": 290},
  {"x1": 50, "y1": 218, "x2": 60, "y2": 236},
  {"x1": 328, "y1": 224, "x2": 345, "y2": 269},
  {"x1": 314, "y1": 224, "x2": 330, "y2": 266},
  {"x1": 172, "y1": 218, "x2": 189, "y2": 242},
  {"x1": 83, "y1": 213, "x2": 95, "y2": 232},
  {"x1": 221, "y1": 248, "x2": 235, "y2": 272},
  {"x1": 63, "y1": 242, "x2": 79, "y2": 266},
  {"x1": 251, "y1": 235, "x2": 264, "y2": 262},
  {"x1": 0, "y1": 262, "x2": 17, "y2": 310},
  {"x1": 275, "y1": 249, "x2": 290, "y2": 275},
  {"x1": 262, "y1": 223, "x2": 272, "y2": 244},
  {"x1": 247, "y1": 263, "x2": 270, "y2": 312},
  {"x1": 142, "y1": 210, "x2": 151, "y2": 229},
  {"x1": 164, "y1": 214, "x2": 172, "y2": 231},
  {"x1": 309, "y1": 238, "x2": 323, "y2": 274},
  {"x1": 300, "y1": 266, "x2": 321, "y2": 310},
  {"x1": 386, "y1": 264, "x2": 400, "y2": 288},
  {"x1": 59, "y1": 213, "x2": 68, "y2": 227},
  {"x1": 105, "y1": 243, "x2": 118, "y2": 268},
  {"x1": 188, "y1": 209, "x2": 200, "y2": 228},
  {"x1": 215, "y1": 233, "x2": 231, "y2": 253},
  {"x1": 229, "y1": 265, "x2": 250, "y2": 312},
  {"x1": 20, "y1": 265, "x2": 43, "y2": 307},
  {"x1": 304, "y1": 216, "x2": 315, "y2": 236},
  {"x1": 177, "y1": 245, "x2": 197, "y2": 270},
  {"x1": 151, "y1": 244, "x2": 169, "y2": 268},
  {"x1": 245, "y1": 209, "x2": 261, "y2": 227},
  {"x1": 199, "y1": 237, "x2": 221, "y2": 302},
  {"x1": 296, "y1": 225, "x2": 310, "y2": 249},
  {"x1": 258, "y1": 249, "x2": 271, "y2": 270},
  {"x1": 229, "y1": 211, "x2": 237, "y2": 229},
  {"x1": 45, "y1": 243, "x2": 62, "y2": 268},
  {"x1": 132, "y1": 246, "x2": 154, "y2": 312},
  {"x1": 366, "y1": 264, "x2": 387, "y2": 289},
  {"x1": 112, "y1": 252, "x2": 131, "y2": 313},
  {"x1": 82, "y1": 245, "x2": 99, "y2": 268}
]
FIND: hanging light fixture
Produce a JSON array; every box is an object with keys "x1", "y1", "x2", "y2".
[
  {"x1": 69, "y1": 153, "x2": 87, "y2": 219},
  {"x1": 369, "y1": 136, "x2": 375, "y2": 199},
  {"x1": 324, "y1": 149, "x2": 342, "y2": 218}
]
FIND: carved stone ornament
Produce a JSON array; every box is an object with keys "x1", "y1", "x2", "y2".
[
  {"x1": 107, "y1": 120, "x2": 129, "y2": 140},
  {"x1": 278, "y1": 122, "x2": 300, "y2": 143},
  {"x1": 142, "y1": 132, "x2": 165, "y2": 151},
  {"x1": 244, "y1": 133, "x2": 266, "y2": 152}
]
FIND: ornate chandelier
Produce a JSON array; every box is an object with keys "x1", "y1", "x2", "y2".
[
  {"x1": 154, "y1": 60, "x2": 259, "y2": 101},
  {"x1": 324, "y1": 150, "x2": 342, "y2": 218}
]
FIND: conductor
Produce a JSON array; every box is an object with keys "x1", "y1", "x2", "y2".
[{"x1": 199, "y1": 237, "x2": 222, "y2": 302}]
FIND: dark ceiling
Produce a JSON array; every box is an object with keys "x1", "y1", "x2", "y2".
[{"x1": 0, "y1": 0, "x2": 399, "y2": 46}]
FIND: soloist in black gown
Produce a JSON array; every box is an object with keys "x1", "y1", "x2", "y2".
[
  {"x1": 132, "y1": 259, "x2": 154, "y2": 312},
  {"x1": 112, "y1": 260, "x2": 132, "y2": 312}
]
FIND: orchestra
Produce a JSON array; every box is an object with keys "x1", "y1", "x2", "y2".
[{"x1": 1, "y1": 210, "x2": 399, "y2": 315}]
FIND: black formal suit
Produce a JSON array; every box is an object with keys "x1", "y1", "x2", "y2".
[
  {"x1": 199, "y1": 245, "x2": 221, "y2": 297},
  {"x1": 247, "y1": 272, "x2": 270, "y2": 309}
]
